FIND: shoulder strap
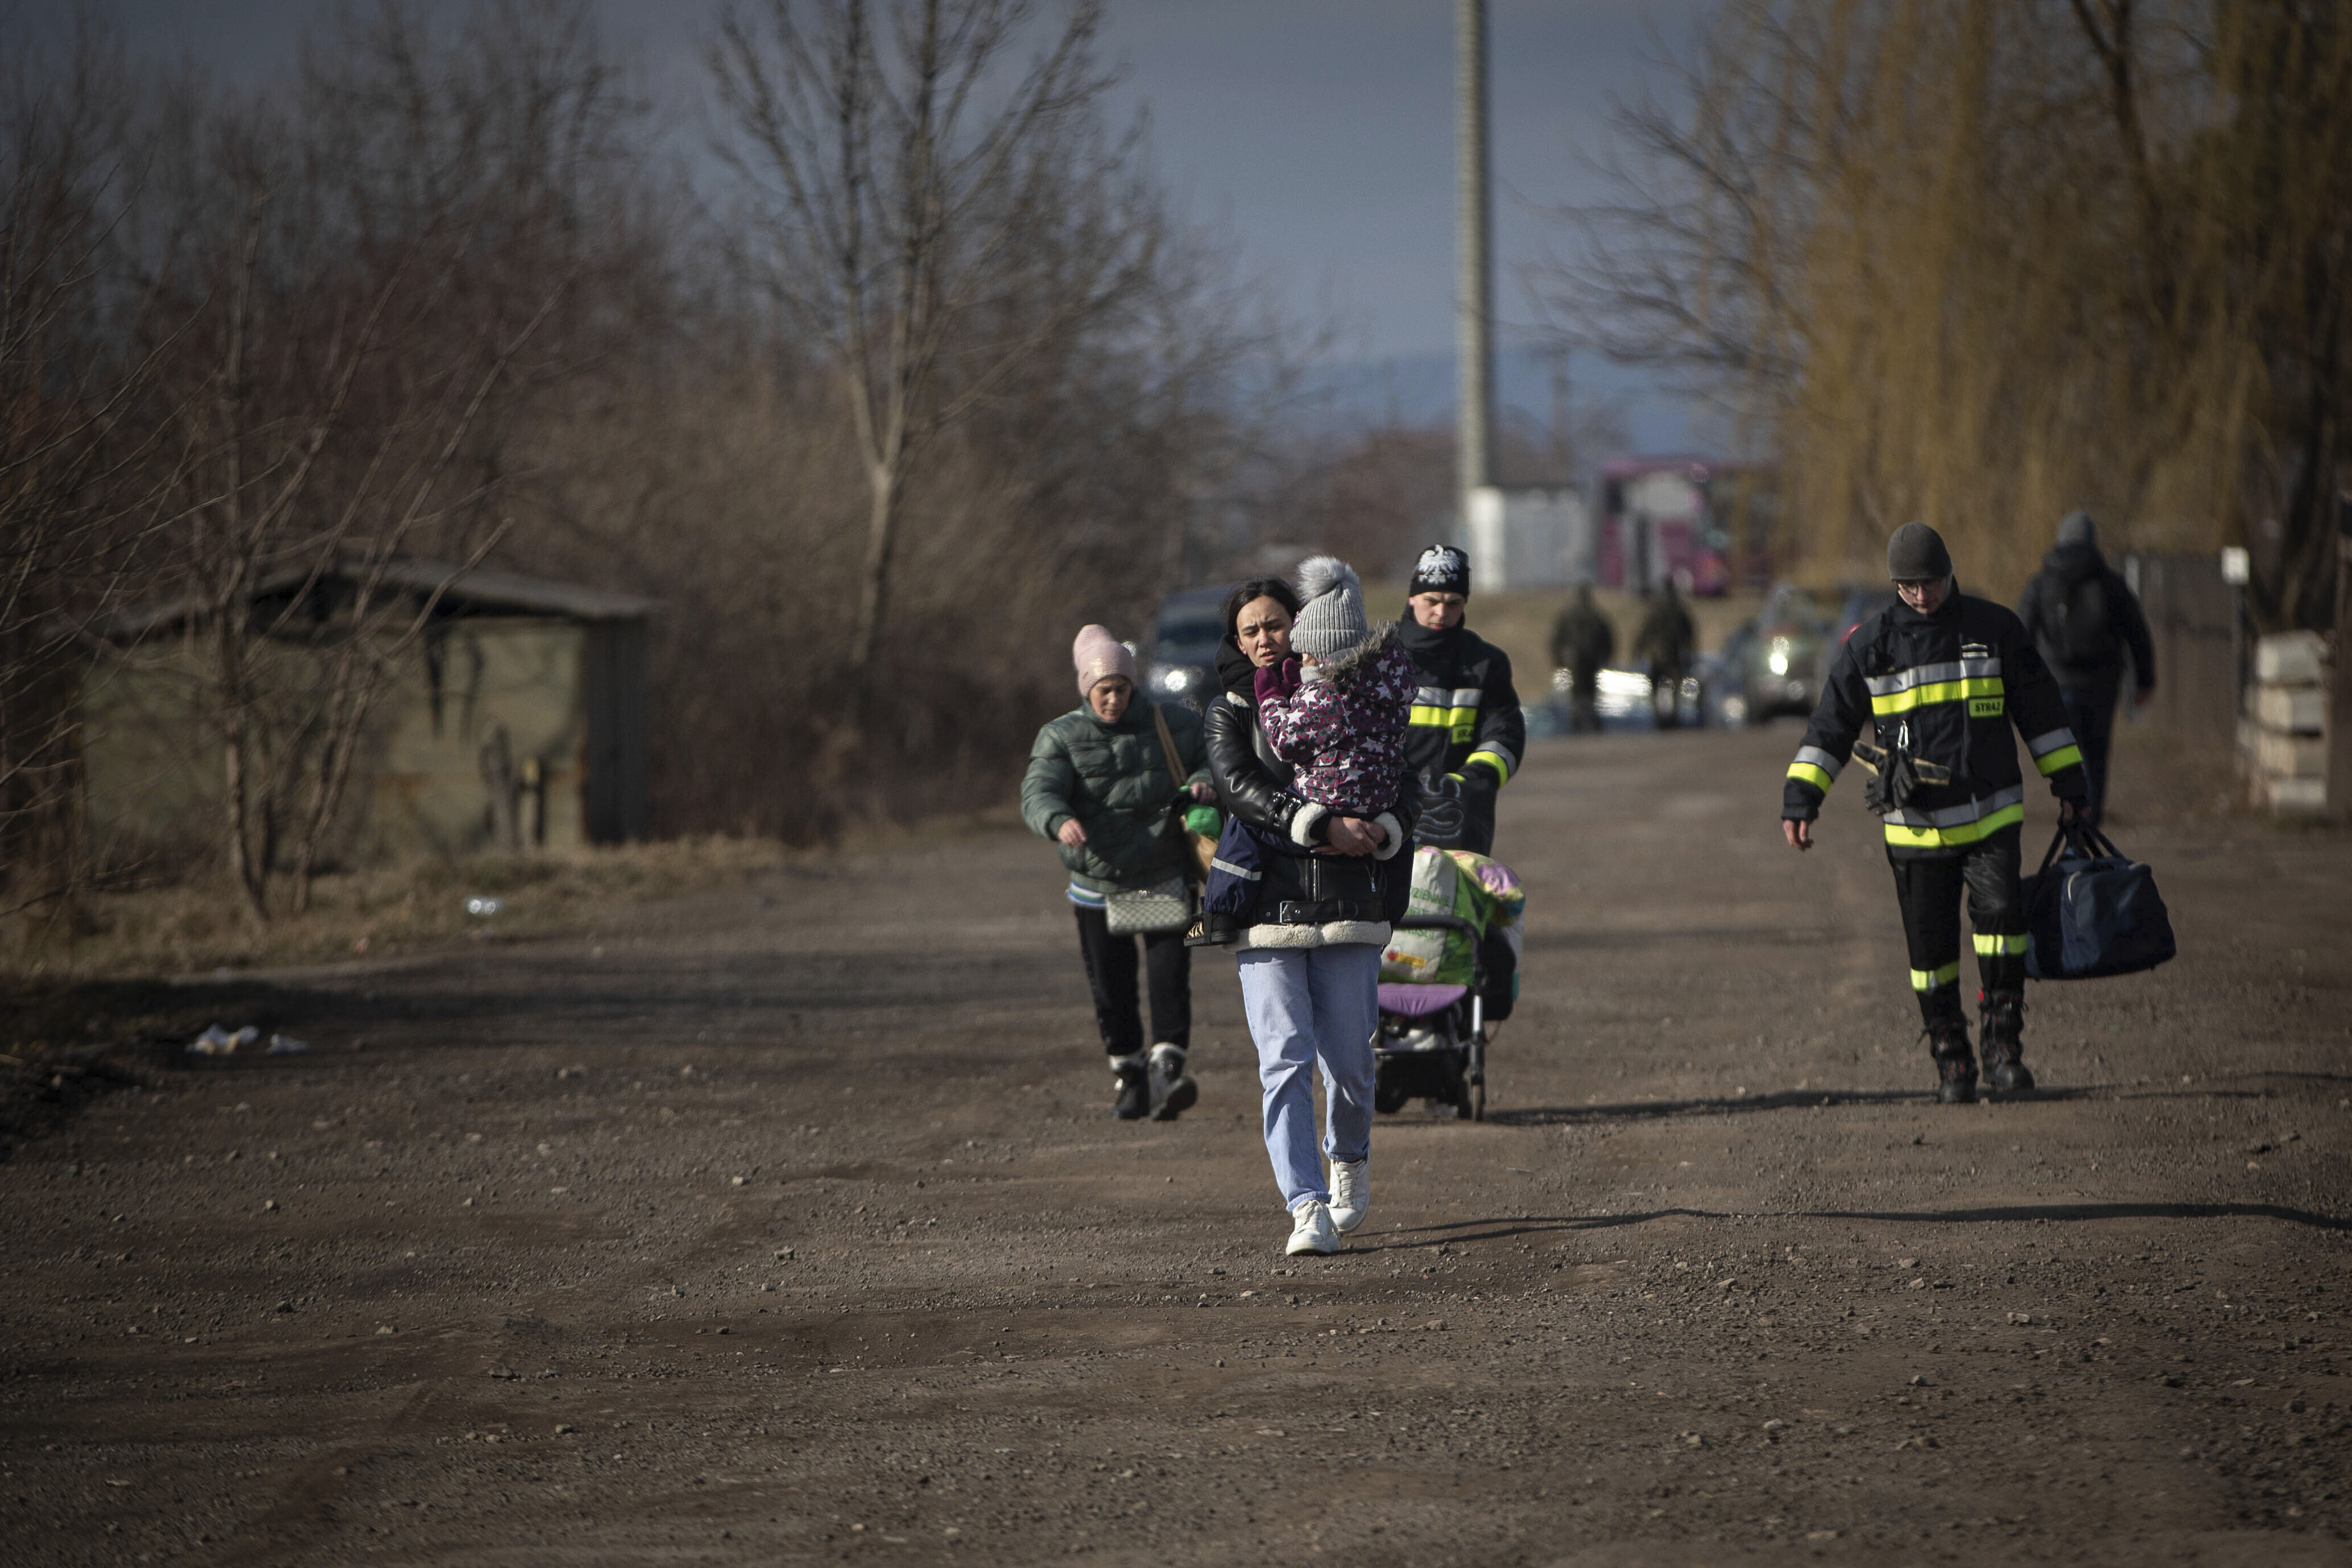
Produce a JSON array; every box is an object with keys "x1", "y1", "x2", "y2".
[{"x1": 1150, "y1": 702, "x2": 1186, "y2": 787}]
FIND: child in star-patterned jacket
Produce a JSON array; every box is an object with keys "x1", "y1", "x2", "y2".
[{"x1": 1191, "y1": 557, "x2": 1416, "y2": 946}]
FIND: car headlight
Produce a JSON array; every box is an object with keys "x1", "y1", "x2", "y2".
[
  {"x1": 1153, "y1": 667, "x2": 1191, "y2": 693},
  {"x1": 1767, "y1": 647, "x2": 1789, "y2": 676}
]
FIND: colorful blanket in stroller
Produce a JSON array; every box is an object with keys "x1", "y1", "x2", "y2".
[{"x1": 1378, "y1": 847, "x2": 1524, "y2": 987}]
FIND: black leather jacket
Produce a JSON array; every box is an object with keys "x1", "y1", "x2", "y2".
[{"x1": 1204, "y1": 639, "x2": 1420, "y2": 925}]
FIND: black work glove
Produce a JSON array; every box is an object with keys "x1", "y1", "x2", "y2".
[
  {"x1": 1452, "y1": 767, "x2": 1499, "y2": 842},
  {"x1": 1861, "y1": 748, "x2": 1922, "y2": 815},
  {"x1": 1861, "y1": 760, "x2": 1892, "y2": 816},
  {"x1": 1416, "y1": 775, "x2": 1466, "y2": 848}
]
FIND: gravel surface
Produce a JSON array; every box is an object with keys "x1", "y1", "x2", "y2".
[{"x1": 2, "y1": 726, "x2": 2347, "y2": 1567}]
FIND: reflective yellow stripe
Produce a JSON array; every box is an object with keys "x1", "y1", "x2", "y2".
[
  {"x1": 1909, "y1": 962, "x2": 1961, "y2": 991},
  {"x1": 1465, "y1": 748, "x2": 1513, "y2": 785},
  {"x1": 2035, "y1": 744, "x2": 2083, "y2": 776},
  {"x1": 1787, "y1": 762, "x2": 1834, "y2": 792},
  {"x1": 1869, "y1": 677, "x2": 2004, "y2": 716},
  {"x1": 1409, "y1": 705, "x2": 1481, "y2": 729},
  {"x1": 1973, "y1": 932, "x2": 2028, "y2": 956},
  {"x1": 1882, "y1": 801, "x2": 2025, "y2": 849}
]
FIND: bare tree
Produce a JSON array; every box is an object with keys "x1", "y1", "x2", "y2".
[
  {"x1": 710, "y1": 0, "x2": 1156, "y2": 688},
  {"x1": 1536, "y1": 0, "x2": 2351, "y2": 612},
  {"x1": 0, "y1": 24, "x2": 175, "y2": 915},
  {"x1": 2, "y1": 0, "x2": 1299, "y2": 930},
  {"x1": 112, "y1": 2, "x2": 608, "y2": 918}
]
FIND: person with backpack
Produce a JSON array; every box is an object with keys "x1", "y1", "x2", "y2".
[{"x1": 2015, "y1": 511, "x2": 2156, "y2": 828}]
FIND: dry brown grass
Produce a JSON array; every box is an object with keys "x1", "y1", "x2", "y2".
[{"x1": 0, "y1": 835, "x2": 796, "y2": 983}]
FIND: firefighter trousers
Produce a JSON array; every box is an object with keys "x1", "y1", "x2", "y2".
[{"x1": 1888, "y1": 824, "x2": 2025, "y2": 1037}]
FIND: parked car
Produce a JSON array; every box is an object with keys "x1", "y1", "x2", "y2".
[
  {"x1": 1701, "y1": 623, "x2": 1756, "y2": 727},
  {"x1": 1725, "y1": 582, "x2": 1832, "y2": 723},
  {"x1": 1833, "y1": 585, "x2": 1900, "y2": 648},
  {"x1": 1142, "y1": 586, "x2": 1228, "y2": 711}
]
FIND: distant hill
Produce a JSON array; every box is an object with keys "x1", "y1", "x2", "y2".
[{"x1": 1295, "y1": 344, "x2": 1708, "y2": 459}]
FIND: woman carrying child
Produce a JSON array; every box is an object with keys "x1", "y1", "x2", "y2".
[{"x1": 1201, "y1": 559, "x2": 1419, "y2": 1255}]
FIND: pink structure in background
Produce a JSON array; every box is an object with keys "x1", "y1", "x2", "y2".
[{"x1": 1595, "y1": 456, "x2": 1780, "y2": 596}]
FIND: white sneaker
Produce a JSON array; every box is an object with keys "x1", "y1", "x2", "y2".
[
  {"x1": 1286, "y1": 1197, "x2": 1339, "y2": 1256},
  {"x1": 1328, "y1": 1158, "x2": 1369, "y2": 1233}
]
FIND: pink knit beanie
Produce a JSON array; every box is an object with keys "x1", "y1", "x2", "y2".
[{"x1": 1072, "y1": 624, "x2": 1136, "y2": 698}]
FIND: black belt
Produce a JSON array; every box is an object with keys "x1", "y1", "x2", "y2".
[{"x1": 1273, "y1": 899, "x2": 1382, "y2": 925}]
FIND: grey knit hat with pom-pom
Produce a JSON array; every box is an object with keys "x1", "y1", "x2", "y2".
[{"x1": 1291, "y1": 555, "x2": 1370, "y2": 659}]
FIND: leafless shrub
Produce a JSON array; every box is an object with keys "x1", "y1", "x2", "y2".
[
  {"x1": 5, "y1": 0, "x2": 1307, "y2": 922},
  {"x1": 94, "y1": 3, "x2": 640, "y2": 918}
]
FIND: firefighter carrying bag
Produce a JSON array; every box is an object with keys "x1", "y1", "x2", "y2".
[{"x1": 2020, "y1": 821, "x2": 2177, "y2": 980}]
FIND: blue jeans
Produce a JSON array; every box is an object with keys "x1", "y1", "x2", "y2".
[{"x1": 1235, "y1": 944, "x2": 1380, "y2": 1209}]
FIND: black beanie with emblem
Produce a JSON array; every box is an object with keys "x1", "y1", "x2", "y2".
[{"x1": 1409, "y1": 544, "x2": 1471, "y2": 598}]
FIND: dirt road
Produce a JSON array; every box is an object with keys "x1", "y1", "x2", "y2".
[{"x1": 4, "y1": 726, "x2": 2349, "y2": 1567}]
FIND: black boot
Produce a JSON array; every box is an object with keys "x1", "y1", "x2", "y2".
[
  {"x1": 1147, "y1": 1042, "x2": 1197, "y2": 1120},
  {"x1": 1110, "y1": 1054, "x2": 1150, "y2": 1120},
  {"x1": 1925, "y1": 1017, "x2": 1977, "y2": 1104},
  {"x1": 1979, "y1": 991, "x2": 2034, "y2": 1094}
]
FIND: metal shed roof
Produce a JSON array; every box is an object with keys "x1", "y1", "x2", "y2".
[{"x1": 102, "y1": 556, "x2": 658, "y2": 641}]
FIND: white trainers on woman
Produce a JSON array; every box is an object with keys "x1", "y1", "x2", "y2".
[
  {"x1": 1286, "y1": 1197, "x2": 1339, "y2": 1256},
  {"x1": 1327, "y1": 1158, "x2": 1369, "y2": 1233}
]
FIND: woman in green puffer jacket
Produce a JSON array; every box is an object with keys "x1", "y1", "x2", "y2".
[{"x1": 1022, "y1": 624, "x2": 1215, "y2": 1122}]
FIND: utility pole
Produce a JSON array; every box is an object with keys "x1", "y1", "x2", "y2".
[
  {"x1": 1456, "y1": 0, "x2": 1493, "y2": 524},
  {"x1": 1549, "y1": 343, "x2": 1572, "y2": 486}
]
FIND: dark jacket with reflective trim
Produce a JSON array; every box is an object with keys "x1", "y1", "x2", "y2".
[
  {"x1": 1781, "y1": 590, "x2": 2088, "y2": 858},
  {"x1": 1396, "y1": 621, "x2": 1526, "y2": 789}
]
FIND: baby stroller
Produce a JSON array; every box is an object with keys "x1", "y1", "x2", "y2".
[
  {"x1": 1374, "y1": 847, "x2": 1524, "y2": 1122},
  {"x1": 1375, "y1": 912, "x2": 1493, "y2": 1120}
]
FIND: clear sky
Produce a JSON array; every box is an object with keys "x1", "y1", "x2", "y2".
[
  {"x1": 1097, "y1": 1, "x2": 1714, "y2": 359},
  {"x1": 98, "y1": 0, "x2": 1718, "y2": 435}
]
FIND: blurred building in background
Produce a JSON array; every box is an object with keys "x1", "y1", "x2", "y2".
[
  {"x1": 1594, "y1": 457, "x2": 1783, "y2": 596},
  {"x1": 1464, "y1": 485, "x2": 1591, "y2": 590},
  {"x1": 82, "y1": 562, "x2": 654, "y2": 871}
]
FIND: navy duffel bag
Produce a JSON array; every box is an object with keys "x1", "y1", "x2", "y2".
[{"x1": 2021, "y1": 822, "x2": 2177, "y2": 980}]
